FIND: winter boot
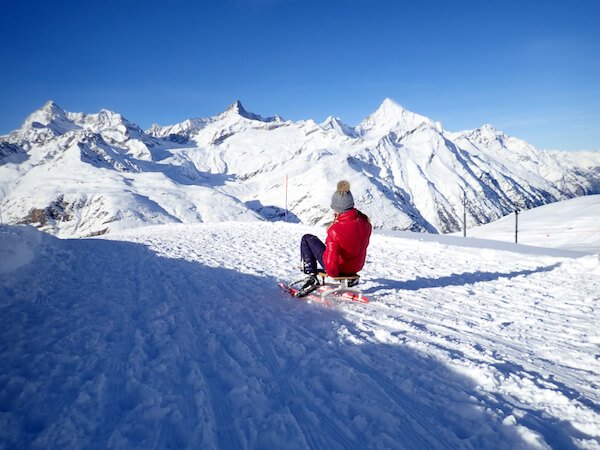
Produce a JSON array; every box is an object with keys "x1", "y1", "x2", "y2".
[
  {"x1": 295, "y1": 275, "x2": 320, "y2": 297},
  {"x1": 348, "y1": 278, "x2": 359, "y2": 288}
]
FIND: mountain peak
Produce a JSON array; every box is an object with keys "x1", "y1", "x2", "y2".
[
  {"x1": 380, "y1": 97, "x2": 401, "y2": 108},
  {"x1": 376, "y1": 98, "x2": 412, "y2": 116},
  {"x1": 223, "y1": 100, "x2": 259, "y2": 120},
  {"x1": 320, "y1": 116, "x2": 356, "y2": 137},
  {"x1": 480, "y1": 123, "x2": 499, "y2": 132},
  {"x1": 35, "y1": 100, "x2": 69, "y2": 121},
  {"x1": 95, "y1": 108, "x2": 127, "y2": 125},
  {"x1": 42, "y1": 100, "x2": 65, "y2": 114},
  {"x1": 19, "y1": 100, "x2": 77, "y2": 136},
  {"x1": 220, "y1": 100, "x2": 281, "y2": 123},
  {"x1": 321, "y1": 115, "x2": 341, "y2": 125},
  {"x1": 374, "y1": 98, "x2": 423, "y2": 119},
  {"x1": 455, "y1": 123, "x2": 503, "y2": 141},
  {"x1": 226, "y1": 100, "x2": 247, "y2": 115},
  {"x1": 475, "y1": 124, "x2": 505, "y2": 141},
  {"x1": 356, "y1": 98, "x2": 434, "y2": 137}
]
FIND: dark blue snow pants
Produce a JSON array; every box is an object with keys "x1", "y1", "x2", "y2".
[{"x1": 300, "y1": 234, "x2": 325, "y2": 274}]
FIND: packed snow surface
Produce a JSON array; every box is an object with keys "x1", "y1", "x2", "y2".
[
  {"x1": 1, "y1": 222, "x2": 599, "y2": 449},
  {"x1": 463, "y1": 194, "x2": 600, "y2": 253}
]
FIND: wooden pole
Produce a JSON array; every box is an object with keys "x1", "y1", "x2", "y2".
[
  {"x1": 515, "y1": 208, "x2": 519, "y2": 244},
  {"x1": 0, "y1": 187, "x2": 4, "y2": 226},
  {"x1": 285, "y1": 175, "x2": 288, "y2": 222},
  {"x1": 463, "y1": 191, "x2": 467, "y2": 237}
]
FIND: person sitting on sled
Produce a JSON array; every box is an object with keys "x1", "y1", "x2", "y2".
[{"x1": 297, "y1": 180, "x2": 372, "y2": 297}]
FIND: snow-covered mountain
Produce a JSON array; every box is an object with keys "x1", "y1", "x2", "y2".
[{"x1": 1, "y1": 99, "x2": 599, "y2": 237}]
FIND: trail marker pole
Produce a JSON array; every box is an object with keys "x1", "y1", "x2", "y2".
[
  {"x1": 462, "y1": 191, "x2": 467, "y2": 237},
  {"x1": 285, "y1": 175, "x2": 288, "y2": 222},
  {"x1": 0, "y1": 187, "x2": 5, "y2": 227},
  {"x1": 515, "y1": 208, "x2": 520, "y2": 244}
]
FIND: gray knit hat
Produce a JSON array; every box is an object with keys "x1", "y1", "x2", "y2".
[{"x1": 330, "y1": 180, "x2": 355, "y2": 213}]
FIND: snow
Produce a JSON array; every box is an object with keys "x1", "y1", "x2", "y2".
[
  {"x1": 460, "y1": 194, "x2": 600, "y2": 253},
  {"x1": 1, "y1": 221, "x2": 599, "y2": 449}
]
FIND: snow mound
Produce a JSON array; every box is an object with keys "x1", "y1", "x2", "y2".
[
  {"x1": 565, "y1": 254, "x2": 600, "y2": 276},
  {"x1": 0, "y1": 225, "x2": 42, "y2": 274}
]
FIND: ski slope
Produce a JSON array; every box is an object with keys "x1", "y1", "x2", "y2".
[
  {"x1": 1, "y1": 222, "x2": 599, "y2": 449},
  {"x1": 462, "y1": 195, "x2": 600, "y2": 253}
]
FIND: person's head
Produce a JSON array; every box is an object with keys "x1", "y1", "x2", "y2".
[{"x1": 330, "y1": 180, "x2": 355, "y2": 213}]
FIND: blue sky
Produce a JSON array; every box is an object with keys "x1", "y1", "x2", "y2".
[{"x1": 1, "y1": 0, "x2": 599, "y2": 151}]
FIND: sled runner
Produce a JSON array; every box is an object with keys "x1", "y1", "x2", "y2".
[{"x1": 278, "y1": 272, "x2": 369, "y2": 306}]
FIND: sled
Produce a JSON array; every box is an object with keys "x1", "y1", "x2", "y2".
[{"x1": 278, "y1": 272, "x2": 369, "y2": 306}]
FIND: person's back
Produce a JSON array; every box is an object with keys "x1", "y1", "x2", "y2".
[
  {"x1": 324, "y1": 208, "x2": 371, "y2": 276},
  {"x1": 322, "y1": 180, "x2": 372, "y2": 277}
]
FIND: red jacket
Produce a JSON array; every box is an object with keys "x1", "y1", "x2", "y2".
[{"x1": 324, "y1": 209, "x2": 372, "y2": 277}]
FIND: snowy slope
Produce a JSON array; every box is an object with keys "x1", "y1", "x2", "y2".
[
  {"x1": 461, "y1": 194, "x2": 600, "y2": 253},
  {"x1": 1, "y1": 99, "x2": 600, "y2": 238},
  {"x1": 1, "y1": 222, "x2": 599, "y2": 449}
]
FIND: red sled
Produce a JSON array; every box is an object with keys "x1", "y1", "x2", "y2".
[{"x1": 278, "y1": 272, "x2": 369, "y2": 306}]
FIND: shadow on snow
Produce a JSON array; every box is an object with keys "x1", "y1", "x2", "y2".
[
  {"x1": 365, "y1": 263, "x2": 562, "y2": 293},
  {"x1": 245, "y1": 200, "x2": 301, "y2": 223}
]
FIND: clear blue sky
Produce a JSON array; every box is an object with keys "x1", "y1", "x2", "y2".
[{"x1": 1, "y1": 0, "x2": 599, "y2": 151}]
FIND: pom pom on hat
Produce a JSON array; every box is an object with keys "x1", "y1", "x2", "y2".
[
  {"x1": 331, "y1": 180, "x2": 355, "y2": 213},
  {"x1": 336, "y1": 180, "x2": 351, "y2": 195}
]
